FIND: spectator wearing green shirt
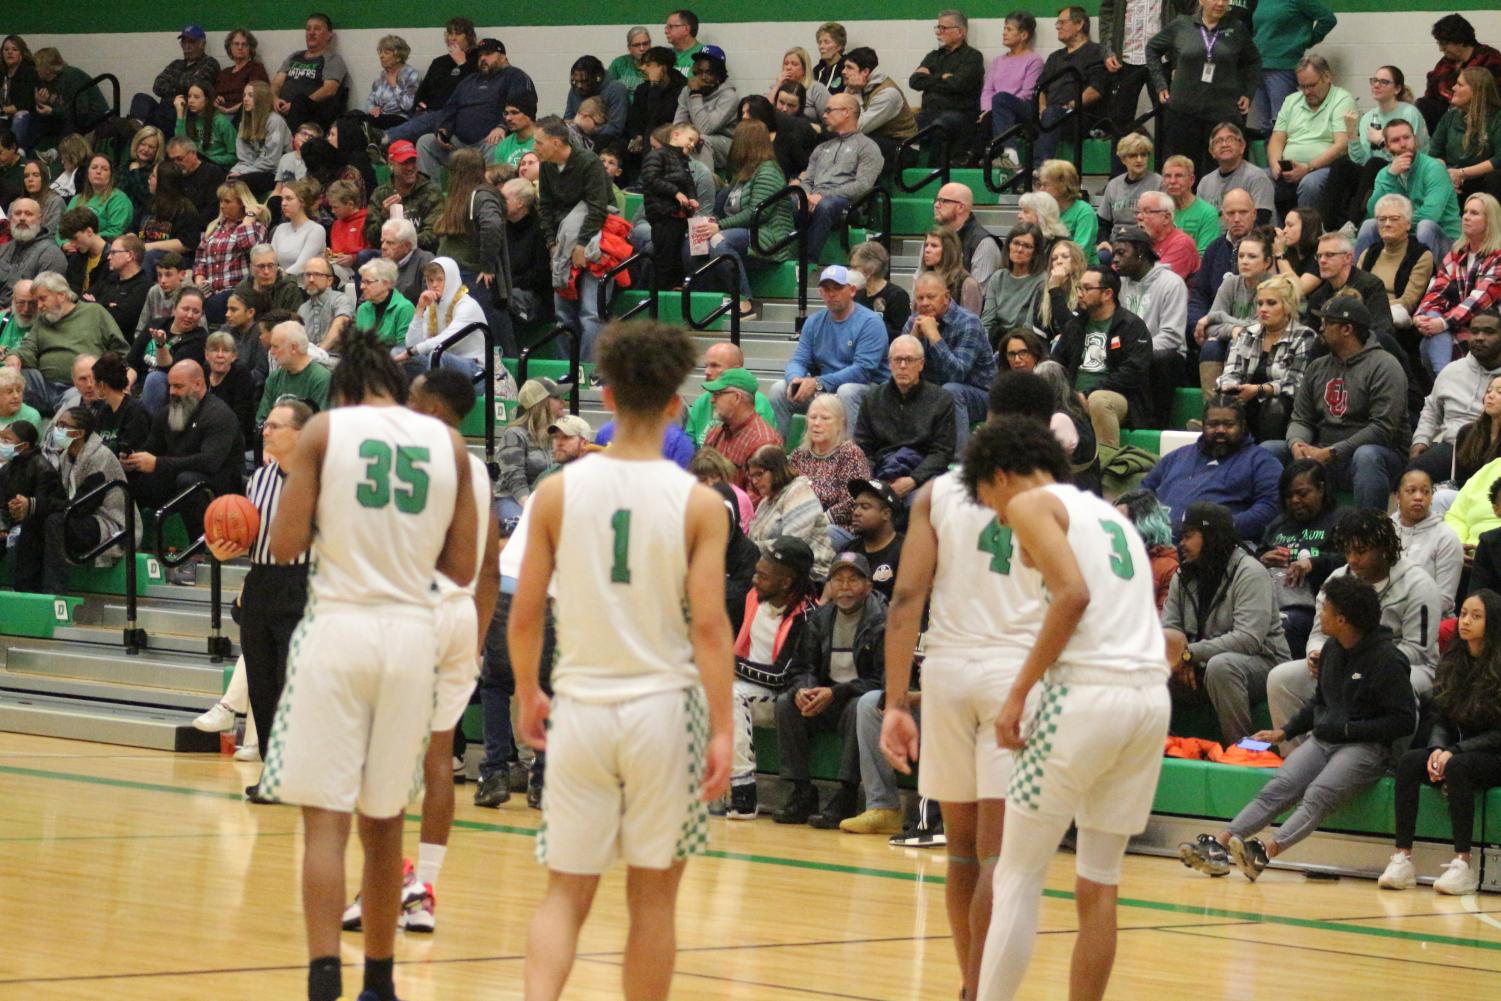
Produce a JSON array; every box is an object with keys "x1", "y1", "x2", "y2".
[
  {"x1": 353, "y1": 257, "x2": 415, "y2": 348},
  {"x1": 1038, "y1": 159, "x2": 1099, "y2": 266},
  {"x1": 1163, "y1": 155, "x2": 1222, "y2": 254},
  {"x1": 491, "y1": 93, "x2": 538, "y2": 167},
  {"x1": 664, "y1": 11, "x2": 705, "y2": 72},
  {"x1": 1249, "y1": 0, "x2": 1337, "y2": 132},
  {"x1": 1268, "y1": 53, "x2": 1356, "y2": 219},
  {"x1": 1429, "y1": 67, "x2": 1501, "y2": 203},
  {"x1": 63, "y1": 156, "x2": 135, "y2": 243},
  {"x1": 607, "y1": 28, "x2": 653, "y2": 97},
  {"x1": 0, "y1": 281, "x2": 37, "y2": 355},
  {"x1": 684, "y1": 340, "x2": 775, "y2": 445},
  {"x1": 0, "y1": 367, "x2": 41, "y2": 431},
  {"x1": 1354, "y1": 119, "x2": 1461, "y2": 263},
  {"x1": 173, "y1": 83, "x2": 238, "y2": 169},
  {"x1": 256, "y1": 319, "x2": 330, "y2": 423}
]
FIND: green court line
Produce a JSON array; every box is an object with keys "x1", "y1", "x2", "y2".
[{"x1": 5, "y1": 762, "x2": 1501, "y2": 956}]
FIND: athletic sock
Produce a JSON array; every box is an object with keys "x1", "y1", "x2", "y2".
[
  {"x1": 417, "y1": 842, "x2": 447, "y2": 891},
  {"x1": 307, "y1": 956, "x2": 341, "y2": 1001},
  {"x1": 363, "y1": 956, "x2": 396, "y2": 1001}
]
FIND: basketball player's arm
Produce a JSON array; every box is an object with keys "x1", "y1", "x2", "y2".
[
  {"x1": 684, "y1": 484, "x2": 734, "y2": 801},
  {"x1": 434, "y1": 428, "x2": 479, "y2": 588},
  {"x1": 998, "y1": 490, "x2": 1088, "y2": 749},
  {"x1": 473, "y1": 505, "x2": 502, "y2": 654},
  {"x1": 509, "y1": 474, "x2": 563, "y2": 749},
  {"x1": 267, "y1": 413, "x2": 328, "y2": 563},
  {"x1": 879, "y1": 483, "x2": 934, "y2": 773}
]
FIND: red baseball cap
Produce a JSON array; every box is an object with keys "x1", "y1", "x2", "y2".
[{"x1": 386, "y1": 140, "x2": 418, "y2": 164}]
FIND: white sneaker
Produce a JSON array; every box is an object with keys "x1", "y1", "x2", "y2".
[
  {"x1": 233, "y1": 742, "x2": 260, "y2": 762},
  {"x1": 1434, "y1": 857, "x2": 1479, "y2": 895},
  {"x1": 1377, "y1": 852, "x2": 1416, "y2": 890},
  {"x1": 193, "y1": 701, "x2": 236, "y2": 732}
]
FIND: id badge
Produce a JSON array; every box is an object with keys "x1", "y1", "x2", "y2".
[{"x1": 1201, "y1": 61, "x2": 1216, "y2": 83}]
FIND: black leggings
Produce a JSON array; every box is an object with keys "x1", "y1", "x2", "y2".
[{"x1": 1393, "y1": 746, "x2": 1501, "y2": 853}]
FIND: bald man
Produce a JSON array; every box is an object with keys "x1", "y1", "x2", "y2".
[
  {"x1": 795, "y1": 93, "x2": 885, "y2": 258},
  {"x1": 124, "y1": 359, "x2": 245, "y2": 576},
  {"x1": 684, "y1": 340, "x2": 776, "y2": 445},
  {"x1": 1189, "y1": 188, "x2": 1259, "y2": 343},
  {"x1": 931, "y1": 182, "x2": 1000, "y2": 285}
]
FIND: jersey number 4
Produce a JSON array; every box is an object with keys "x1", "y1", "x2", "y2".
[
  {"x1": 355, "y1": 440, "x2": 430, "y2": 514},
  {"x1": 976, "y1": 518, "x2": 1134, "y2": 579}
]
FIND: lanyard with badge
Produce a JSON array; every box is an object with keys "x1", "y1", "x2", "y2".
[{"x1": 1200, "y1": 25, "x2": 1220, "y2": 83}]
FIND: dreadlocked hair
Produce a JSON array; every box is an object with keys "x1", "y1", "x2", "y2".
[
  {"x1": 1329, "y1": 507, "x2": 1402, "y2": 570},
  {"x1": 1435, "y1": 588, "x2": 1501, "y2": 733},
  {"x1": 1177, "y1": 502, "x2": 1245, "y2": 625},
  {"x1": 329, "y1": 326, "x2": 408, "y2": 406}
]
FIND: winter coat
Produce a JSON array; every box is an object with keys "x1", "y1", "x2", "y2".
[{"x1": 787, "y1": 592, "x2": 887, "y2": 707}]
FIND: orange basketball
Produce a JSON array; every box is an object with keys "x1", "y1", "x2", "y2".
[{"x1": 204, "y1": 494, "x2": 261, "y2": 551}]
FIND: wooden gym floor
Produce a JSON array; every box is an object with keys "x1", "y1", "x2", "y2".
[{"x1": 2, "y1": 730, "x2": 1499, "y2": 1000}]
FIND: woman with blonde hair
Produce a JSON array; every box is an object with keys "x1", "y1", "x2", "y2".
[
  {"x1": 1431, "y1": 67, "x2": 1501, "y2": 201},
  {"x1": 766, "y1": 47, "x2": 831, "y2": 121},
  {"x1": 230, "y1": 80, "x2": 290, "y2": 196},
  {"x1": 496, "y1": 376, "x2": 566, "y2": 521},
  {"x1": 269, "y1": 176, "x2": 325, "y2": 276},
  {"x1": 195, "y1": 180, "x2": 269, "y2": 297},
  {"x1": 120, "y1": 125, "x2": 165, "y2": 211},
  {"x1": 916, "y1": 225, "x2": 981, "y2": 314},
  {"x1": 1038, "y1": 158, "x2": 1100, "y2": 264},
  {"x1": 788, "y1": 392, "x2": 870, "y2": 544},
  {"x1": 1215, "y1": 272, "x2": 1316, "y2": 441},
  {"x1": 1416, "y1": 193, "x2": 1501, "y2": 375},
  {"x1": 1039, "y1": 238, "x2": 1086, "y2": 343},
  {"x1": 365, "y1": 34, "x2": 420, "y2": 128}
]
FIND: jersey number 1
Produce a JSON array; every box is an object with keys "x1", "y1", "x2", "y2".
[
  {"x1": 610, "y1": 509, "x2": 632, "y2": 584},
  {"x1": 355, "y1": 440, "x2": 430, "y2": 514}
]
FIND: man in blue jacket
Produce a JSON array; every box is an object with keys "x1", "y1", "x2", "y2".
[
  {"x1": 416, "y1": 38, "x2": 537, "y2": 179},
  {"x1": 1142, "y1": 394, "x2": 1282, "y2": 541},
  {"x1": 768, "y1": 265, "x2": 889, "y2": 439}
]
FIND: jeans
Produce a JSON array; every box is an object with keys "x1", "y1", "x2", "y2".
[
  {"x1": 1355, "y1": 219, "x2": 1452, "y2": 271},
  {"x1": 383, "y1": 109, "x2": 445, "y2": 144},
  {"x1": 1199, "y1": 338, "x2": 1229, "y2": 363},
  {"x1": 479, "y1": 590, "x2": 555, "y2": 781},
  {"x1": 804, "y1": 195, "x2": 851, "y2": 261},
  {"x1": 693, "y1": 226, "x2": 754, "y2": 298},
  {"x1": 1031, "y1": 104, "x2": 1075, "y2": 164},
  {"x1": 1261, "y1": 438, "x2": 1403, "y2": 511},
  {"x1": 554, "y1": 271, "x2": 607, "y2": 362},
  {"x1": 20, "y1": 371, "x2": 69, "y2": 416},
  {"x1": 1252, "y1": 70, "x2": 1299, "y2": 133},
  {"x1": 989, "y1": 92, "x2": 1032, "y2": 147},
  {"x1": 1274, "y1": 167, "x2": 1332, "y2": 220},
  {"x1": 416, "y1": 132, "x2": 495, "y2": 182},
  {"x1": 827, "y1": 525, "x2": 856, "y2": 552},
  {"x1": 767, "y1": 378, "x2": 869, "y2": 440},
  {"x1": 1419, "y1": 329, "x2": 1456, "y2": 376},
  {"x1": 943, "y1": 381, "x2": 990, "y2": 448},
  {"x1": 457, "y1": 265, "x2": 518, "y2": 356}
]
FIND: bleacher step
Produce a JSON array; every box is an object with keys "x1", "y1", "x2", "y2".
[
  {"x1": 0, "y1": 641, "x2": 228, "y2": 696},
  {"x1": 0, "y1": 691, "x2": 217, "y2": 752},
  {"x1": 0, "y1": 668, "x2": 220, "y2": 713},
  {"x1": 72, "y1": 598, "x2": 241, "y2": 643}
]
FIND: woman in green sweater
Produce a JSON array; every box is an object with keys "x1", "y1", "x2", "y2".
[
  {"x1": 63, "y1": 154, "x2": 133, "y2": 241},
  {"x1": 353, "y1": 257, "x2": 415, "y2": 347},
  {"x1": 173, "y1": 82, "x2": 238, "y2": 169},
  {"x1": 691, "y1": 120, "x2": 792, "y2": 314},
  {"x1": 1431, "y1": 68, "x2": 1501, "y2": 202}
]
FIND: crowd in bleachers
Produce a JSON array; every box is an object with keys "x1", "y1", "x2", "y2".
[{"x1": 4, "y1": 4, "x2": 1501, "y2": 884}]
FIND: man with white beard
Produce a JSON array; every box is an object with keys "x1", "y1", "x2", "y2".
[
  {"x1": 123, "y1": 359, "x2": 245, "y2": 583},
  {"x1": 0, "y1": 199, "x2": 68, "y2": 309}
]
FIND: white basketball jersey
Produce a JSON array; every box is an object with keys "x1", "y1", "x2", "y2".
[
  {"x1": 548, "y1": 454, "x2": 699, "y2": 702},
  {"x1": 311, "y1": 406, "x2": 459, "y2": 608},
  {"x1": 924, "y1": 471, "x2": 1045, "y2": 658},
  {"x1": 1041, "y1": 483, "x2": 1167, "y2": 679},
  {"x1": 436, "y1": 454, "x2": 490, "y2": 601}
]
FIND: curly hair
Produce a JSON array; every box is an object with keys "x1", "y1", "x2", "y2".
[
  {"x1": 960, "y1": 418, "x2": 1069, "y2": 502},
  {"x1": 1322, "y1": 574, "x2": 1382, "y2": 634},
  {"x1": 1435, "y1": 588, "x2": 1501, "y2": 732},
  {"x1": 595, "y1": 321, "x2": 697, "y2": 416},
  {"x1": 1329, "y1": 507, "x2": 1402, "y2": 570}
]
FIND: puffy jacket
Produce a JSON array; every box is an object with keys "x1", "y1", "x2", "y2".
[{"x1": 638, "y1": 146, "x2": 696, "y2": 219}]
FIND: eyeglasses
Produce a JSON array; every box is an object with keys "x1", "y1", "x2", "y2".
[
  {"x1": 107, "y1": 248, "x2": 130, "y2": 256},
  {"x1": 262, "y1": 419, "x2": 291, "y2": 431},
  {"x1": 933, "y1": 196, "x2": 965, "y2": 207},
  {"x1": 1315, "y1": 250, "x2": 1350, "y2": 259},
  {"x1": 889, "y1": 356, "x2": 923, "y2": 366},
  {"x1": 1369, "y1": 77, "x2": 1395, "y2": 86},
  {"x1": 934, "y1": 23, "x2": 960, "y2": 32},
  {"x1": 1004, "y1": 350, "x2": 1034, "y2": 359},
  {"x1": 1079, "y1": 284, "x2": 1105, "y2": 292}
]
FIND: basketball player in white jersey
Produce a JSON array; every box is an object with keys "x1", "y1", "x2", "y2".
[
  {"x1": 264, "y1": 329, "x2": 480, "y2": 1001},
  {"x1": 510, "y1": 320, "x2": 733, "y2": 1001},
  {"x1": 879, "y1": 379, "x2": 1047, "y2": 1001},
  {"x1": 960, "y1": 419, "x2": 1170, "y2": 1001},
  {"x1": 341, "y1": 369, "x2": 502, "y2": 935}
]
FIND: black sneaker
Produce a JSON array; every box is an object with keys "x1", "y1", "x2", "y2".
[
  {"x1": 526, "y1": 777, "x2": 544, "y2": 810},
  {"x1": 726, "y1": 782, "x2": 758, "y2": 820},
  {"x1": 244, "y1": 783, "x2": 274, "y2": 805},
  {"x1": 889, "y1": 824, "x2": 947, "y2": 848},
  {"x1": 1228, "y1": 835, "x2": 1269, "y2": 882},
  {"x1": 507, "y1": 760, "x2": 531, "y2": 793},
  {"x1": 474, "y1": 773, "x2": 510, "y2": 808},
  {"x1": 808, "y1": 786, "x2": 858, "y2": 829},
  {"x1": 1178, "y1": 834, "x2": 1231, "y2": 877},
  {"x1": 774, "y1": 783, "x2": 820, "y2": 824}
]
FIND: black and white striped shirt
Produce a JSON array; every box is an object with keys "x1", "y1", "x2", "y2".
[{"x1": 247, "y1": 461, "x2": 309, "y2": 566}]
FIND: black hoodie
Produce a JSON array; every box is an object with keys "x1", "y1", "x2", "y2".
[{"x1": 1285, "y1": 625, "x2": 1416, "y2": 745}]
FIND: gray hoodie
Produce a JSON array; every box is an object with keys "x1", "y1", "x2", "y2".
[
  {"x1": 57, "y1": 433, "x2": 137, "y2": 566},
  {"x1": 1163, "y1": 546, "x2": 1290, "y2": 665},
  {"x1": 674, "y1": 83, "x2": 739, "y2": 139},
  {"x1": 1413, "y1": 351, "x2": 1501, "y2": 447},
  {"x1": 1309, "y1": 559, "x2": 1442, "y2": 687},
  {"x1": 1288, "y1": 339, "x2": 1412, "y2": 456},
  {"x1": 1391, "y1": 510, "x2": 1464, "y2": 614},
  {"x1": 0, "y1": 230, "x2": 68, "y2": 309},
  {"x1": 1120, "y1": 261, "x2": 1187, "y2": 356}
]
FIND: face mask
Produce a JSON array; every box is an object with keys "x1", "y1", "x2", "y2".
[
  {"x1": 0, "y1": 441, "x2": 16, "y2": 461},
  {"x1": 50, "y1": 426, "x2": 77, "y2": 450}
]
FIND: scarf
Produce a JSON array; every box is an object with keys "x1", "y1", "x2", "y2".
[{"x1": 425, "y1": 284, "x2": 469, "y2": 336}]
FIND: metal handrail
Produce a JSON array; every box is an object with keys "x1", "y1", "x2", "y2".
[
  {"x1": 983, "y1": 125, "x2": 1032, "y2": 195},
  {"x1": 63, "y1": 477, "x2": 145, "y2": 654},
  {"x1": 600, "y1": 253, "x2": 657, "y2": 322},
  {"x1": 152, "y1": 481, "x2": 230, "y2": 663},
  {"x1": 750, "y1": 184, "x2": 810, "y2": 331},
  {"x1": 896, "y1": 124, "x2": 951, "y2": 192},
  {"x1": 427, "y1": 320, "x2": 496, "y2": 470},
  {"x1": 682, "y1": 255, "x2": 743, "y2": 346},
  {"x1": 69, "y1": 72, "x2": 119, "y2": 135},
  {"x1": 518, "y1": 325, "x2": 581, "y2": 416},
  {"x1": 841, "y1": 186, "x2": 892, "y2": 251}
]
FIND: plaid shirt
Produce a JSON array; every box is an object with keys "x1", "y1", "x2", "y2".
[
  {"x1": 1217, "y1": 322, "x2": 1317, "y2": 399},
  {"x1": 704, "y1": 411, "x2": 782, "y2": 493},
  {"x1": 902, "y1": 301, "x2": 996, "y2": 391},
  {"x1": 1418, "y1": 246, "x2": 1501, "y2": 335},
  {"x1": 196, "y1": 217, "x2": 268, "y2": 295}
]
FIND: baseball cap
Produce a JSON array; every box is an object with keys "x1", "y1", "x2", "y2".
[
  {"x1": 1111, "y1": 224, "x2": 1157, "y2": 256},
  {"x1": 548, "y1": 414, "x2": 594, "y2": 440},
  {"x1": 763, "y1": 536, "x2": 814, "y2": 577},
  {"x1": 818, "y1": 264, "x2": 857, "y2": 287},
  {"x1": 848, "y1": 478, "x2": 898, "y2": 511},
  {"x1": 385, "y1": 140, "x2": 418, "y2": 163},
  {"x1": 698, "y1": 44, "x2": 728, "y2": 64},
  {"x1": 1314, "y1": 295, "x2": 1372, "y2": 329},
  {"x1": 829, "y1": 551, "x2": 872, "y2": 579},
  {"x1": 178, "y1": 25, "x2": 206, "y2": 41},
  {"x1": 517, "y1": 377, "x2": 565, "y2": 410},
  {"x1": 475, "y1": 38, "x2": 506, "y2": 55},
  {"x1": 702, "y1": 367, "x2": 759, "y2": 395}
]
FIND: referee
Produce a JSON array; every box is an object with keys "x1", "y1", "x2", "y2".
[{"x1": 206, "y1": 398, "x2": 314, "y2": 800}]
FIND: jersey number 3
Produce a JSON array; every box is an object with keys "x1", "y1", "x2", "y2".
[
  {"x1": 976, "y1": 519, "x2": 1135, "y2": 579},
  {"x1": 355, "y1": 440, "x2": 430, "y2": 514}
]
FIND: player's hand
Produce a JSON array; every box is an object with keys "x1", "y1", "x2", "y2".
[
  {"x1": 700, "y1": 728, "x2": 732, "y2": 801},
  {"x1": 205, "y1": 539, "x2": 248, "y2": 562},
  {"x1": 995, "y1": 692, "x2": 1026, "y2": 750},
  {"x1": 518, "y1": 689, "x2": 550, "y2": 750},
  {"x1": 879, "y1": 706, "x2": 920, "y2": 774}
]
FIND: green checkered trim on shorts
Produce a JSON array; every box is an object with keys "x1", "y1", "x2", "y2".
[
  {"x1": 256, "y1": 602, "x2": 317, "y2": 803},
  {"x1": 676, "y1": 685, "x2": 710, "y2": 859},
  {"x1": 1007, "y1": 683, "x2": 1069, "y2": 811}
]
